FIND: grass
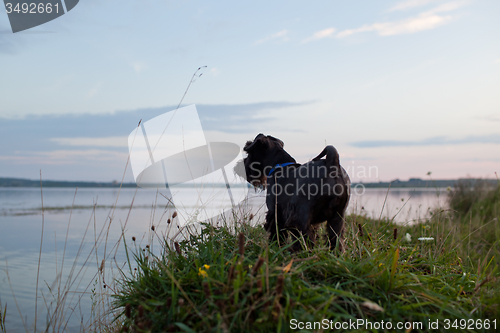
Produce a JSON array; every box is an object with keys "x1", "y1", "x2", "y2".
[
  {"x1": 111, "y1": 183, "x2": 500, "y2": 332},
  {"x1": 2, "y1": 182, "x2": 498, "y2": 332},
  {"x1": 0, "y1": 297, "x2": 6, "y2": 333}
]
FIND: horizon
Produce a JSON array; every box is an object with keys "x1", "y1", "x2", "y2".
[{"x1": 1, "y1": 175, "x2": 497, "y2": 184}]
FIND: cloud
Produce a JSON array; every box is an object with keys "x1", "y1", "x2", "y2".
[
  {"x1": 389, "y1": 0, "x2": 443, "y2": 12},
  {"x1": 0, "y1": 102, "x2": 313, "y2": 179},
  {"x1": 87, "y1": 82, "x2": 103, "y2": 98},
  {"x1": 210, "y1": 67, "x2": 220, "y2": 76},
  {"x1": 477, "y1": 114, "x2": 500, "y2": 122},
  {"x1": 337, "y1": 1, "x2": 466, "y2": 38},
  {"x1": 0, "y1": 101, "x2": 315, "y2": 163},
  {"x1": 254, "y1": 30, "x2": 289, "y2": 44},
  {"x1": 0, "y1": 149, "x2": 128, "y2": 165},
  {"x1": 350, "y1": 135, "x2": 500, "y2": 148},
  {"x1": 194, "y1": 101, "x2": 314, "y2": 132},
  {"x1": 0, "y1": 101, "x2": 313, "y2": 142},
  {"x1": 301, "y1": 28, "x2": 336, "y2": 43},
  {"x1": 462, "y1": 158, "x2": 500, "y2": 162},
  {"x1": 131, "y1": 61, "x2": 148, "y2": 73},
  {"x1": 50, "y1": 136, "x2": 129, "y2": 147},
  {"x1": 337, "y1": 12, "x2": 451, "y2": 37},
  {"x1": 115, "y1": 101, "x2": 315, "y2": 134}
]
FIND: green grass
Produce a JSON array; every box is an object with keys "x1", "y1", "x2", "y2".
[
  {"x1": 112, "y1": 185, "x2": 500, "y2": 332},
  {"x1": 0, "y1": 297, "x2": 6, "y2": 333}
]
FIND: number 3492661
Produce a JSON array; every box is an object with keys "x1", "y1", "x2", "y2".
[{"x1": 5, "y1": 3, "x2": 60, "y2": 14}]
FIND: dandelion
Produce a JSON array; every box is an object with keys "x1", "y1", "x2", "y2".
[{"x1": 198, "y1": 267, "x2": 208, "y2": 278}]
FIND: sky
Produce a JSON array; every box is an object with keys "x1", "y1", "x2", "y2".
[{"x1": 0, "y1": 0, "x2": 499, "y2": 182}]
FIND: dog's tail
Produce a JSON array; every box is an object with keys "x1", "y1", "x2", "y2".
[{"x1": 312, "y1": 145, "x2": 340, "y2": 169}]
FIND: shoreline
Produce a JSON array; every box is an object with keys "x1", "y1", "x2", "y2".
[{"x1": 1, "y1": 177, "x2": 497, "y2": 189}]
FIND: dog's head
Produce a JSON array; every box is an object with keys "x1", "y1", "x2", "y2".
[{"x1": 238, "y1": 134, "x2": 286, "y2": 188}]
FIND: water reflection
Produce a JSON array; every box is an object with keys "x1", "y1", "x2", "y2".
[{"x1": 0, "y1": 187, "x2": 447, "y2": 331}]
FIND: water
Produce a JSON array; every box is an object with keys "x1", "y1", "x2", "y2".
[
  {"x1": 349, "y1": 187, "x2": 449, "y2": 224},
  {"x1": 0, "y1": 187, "x2": 447, "y2": 331}
]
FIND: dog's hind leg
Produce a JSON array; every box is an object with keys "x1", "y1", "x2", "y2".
[{"x1": 326, "y1": 212, "x2": 345, "y2": 252}]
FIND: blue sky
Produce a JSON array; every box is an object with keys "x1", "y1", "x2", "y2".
[{"x1": 1, "y1": 0, "x2": 499, "y2": 182}]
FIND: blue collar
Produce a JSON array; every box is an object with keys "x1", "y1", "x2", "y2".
[{"x1": 267, "y1": 162, "x2": 295, "y2": 177}]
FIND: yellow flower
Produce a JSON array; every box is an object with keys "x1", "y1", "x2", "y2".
[
  {"x1": 198, "y1": 267, "x2": 208, "y2": 278},
  {"x1": 203, "y1": 264, "x2": 210, "y2": 270}
]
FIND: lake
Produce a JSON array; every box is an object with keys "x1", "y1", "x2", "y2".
[{"x1": 0, "y1": 186, "x2": 448, "y2": 331}]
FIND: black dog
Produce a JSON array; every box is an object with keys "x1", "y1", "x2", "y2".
[{"x1": 241, "y1": 134, "x2": 350, "y2": 251}]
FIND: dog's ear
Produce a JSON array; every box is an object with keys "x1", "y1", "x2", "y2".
[
  {"x1": 244, "y1": 133, "x2": 266, "y2": 152},
  {"x1": 267, "y1": 135, "x2": 284, "y2": 148},
  {"x1": 233, "y1": 159, "x2": 246, "y2": 180}
]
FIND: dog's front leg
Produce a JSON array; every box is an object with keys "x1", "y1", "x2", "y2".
[
  {"x1": 288, "y1": 215, "x2": 315, "y2": 252},
  {"x1": 264, "y1": 209, "x2": 287, "y2": 245},
  {"x1": 289, "y1": 228, "x2": 312, "y2": 252}
]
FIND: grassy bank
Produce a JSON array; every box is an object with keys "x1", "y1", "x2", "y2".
[{"x1": 112, "y1": 183, "x2": 500, "y2": 332}]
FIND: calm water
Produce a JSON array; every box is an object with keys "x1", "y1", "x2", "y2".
[{"x1": 0, "y1": 187, "x2": 447, "y2": 331}]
